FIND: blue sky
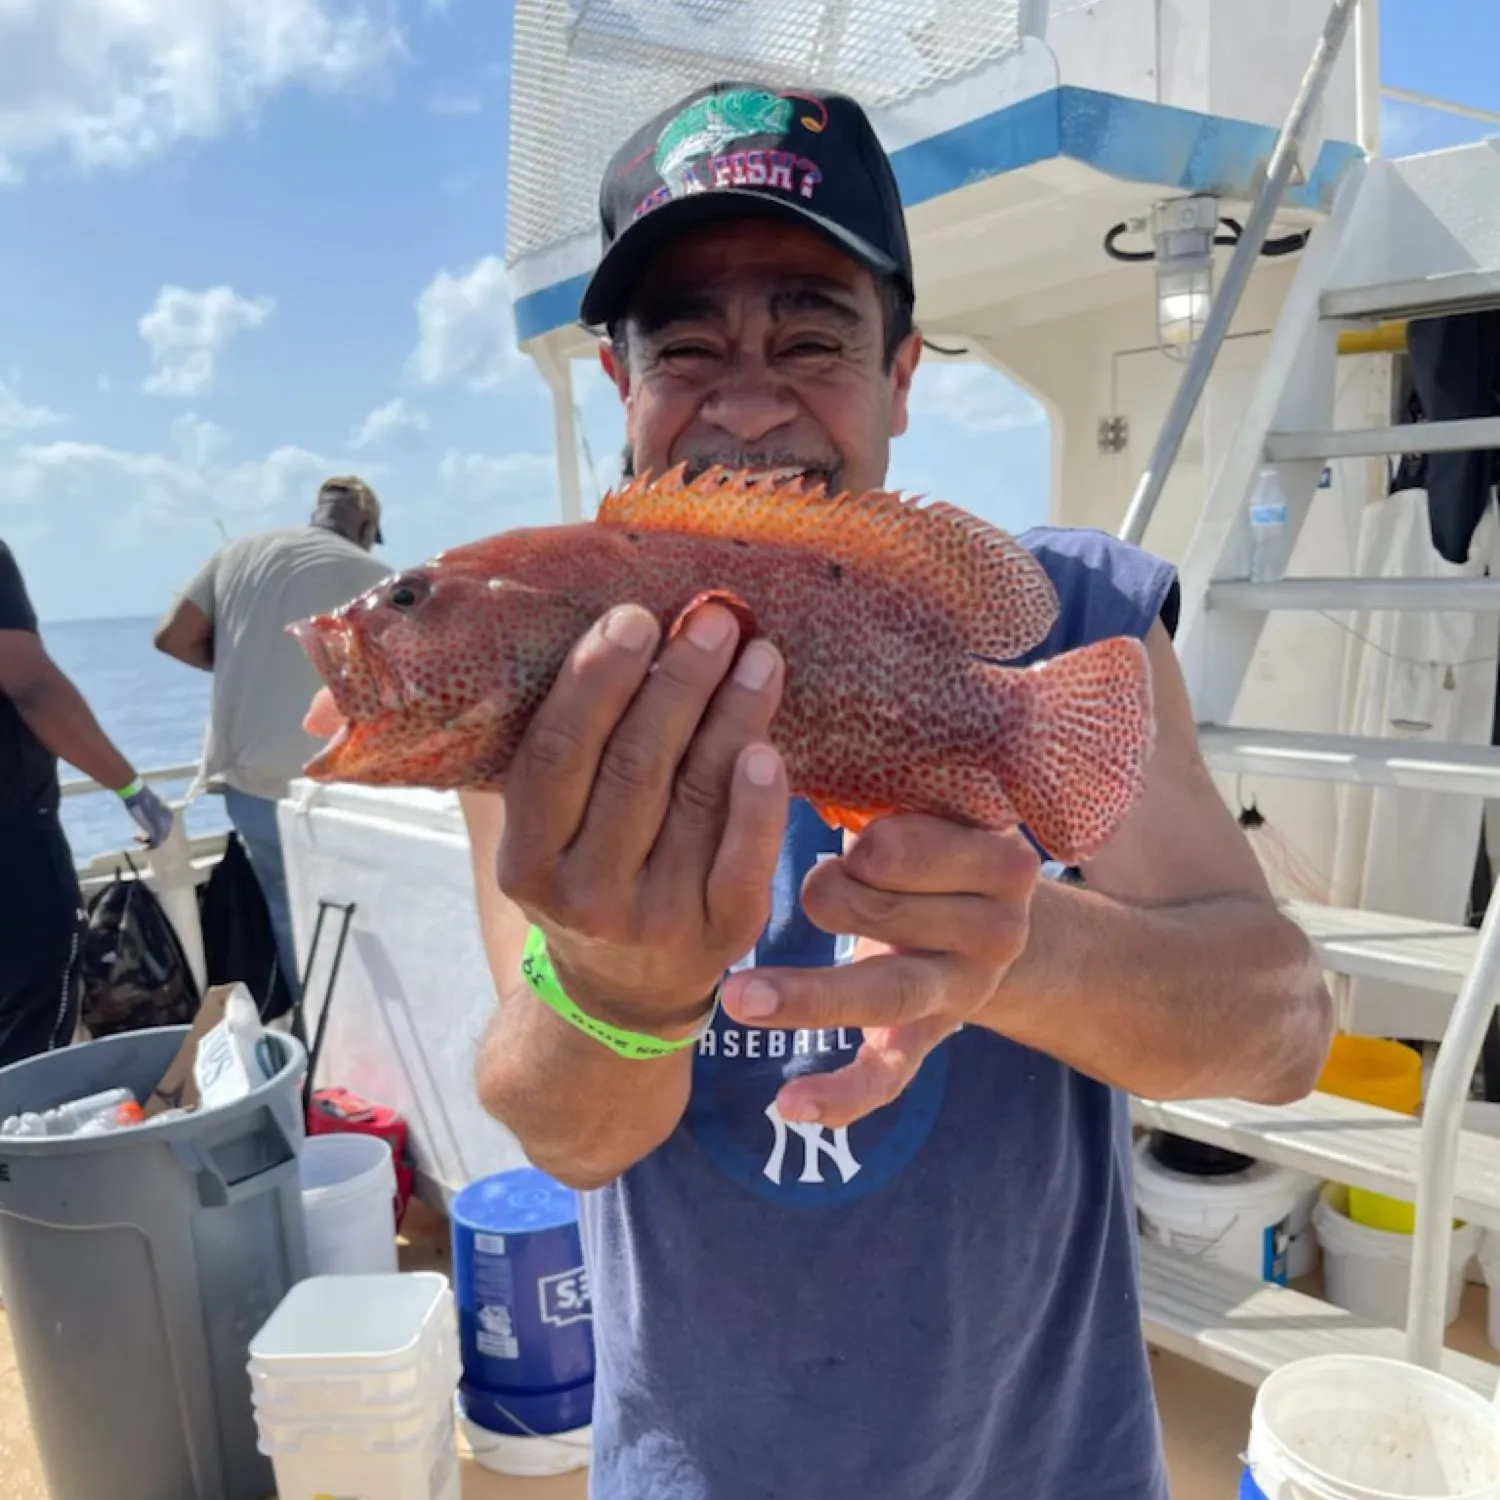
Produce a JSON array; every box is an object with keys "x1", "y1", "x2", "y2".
[{"x1": 0, "y1": 0, "x2": 1494, "y2": 623}]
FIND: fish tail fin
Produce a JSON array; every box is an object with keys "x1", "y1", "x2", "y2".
[{"x1": 983, "y1": 635, "x2": 1156, "y2": 865}]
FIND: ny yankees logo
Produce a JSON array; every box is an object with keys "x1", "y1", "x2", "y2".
[
  {"x1": 762, "y1": 1100, "x2": 862, "y2": 1186},
  {"x1": 687, "y1": 1020, "x2": 948, "y2": 1208},
  {"x1": 682, "y1": 803, "x2": 950, "y2": 1208}
]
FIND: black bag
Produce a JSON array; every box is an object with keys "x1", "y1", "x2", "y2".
[
  {"x1": 196, "y1": 831, "x2": 294, "y2": 1022},
  {"x1": 77, "y1": 857, "x2": 202, "y2": 1038}
]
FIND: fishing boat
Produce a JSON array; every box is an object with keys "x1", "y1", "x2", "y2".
[{"x1": 16, "y1": 0, "x2": 1500, "y2": 1493}]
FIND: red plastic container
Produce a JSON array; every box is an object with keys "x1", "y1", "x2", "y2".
[{"x1": 305, "y1": 1086, "x2": 416, "y2": 1225}]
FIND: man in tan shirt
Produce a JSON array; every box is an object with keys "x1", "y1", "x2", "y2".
[{"x1": 155, "y1": 477, "x2": 391, "y2": 1000}]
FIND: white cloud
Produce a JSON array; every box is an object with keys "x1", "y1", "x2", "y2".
[
  {"x1": 139, "y1": 284, "x2": 274, "y2": 397},
  {"x1": 350, "y1": 397, "x2": 430, "y2": 451},
  {"x1": 168, "y1": 412, "x2": 232, "y2": 468},
  {"x1": 0, "y1": 1, "x2": 401, "y2": 182},
  {"x1": 0, "y1": 414, "x2": 367, "y2": 549},
  {"x1": 907, "y1": 361, "x2": 1047, "y2": 435},
  {"x1": 0, "y1": 382, "x2": 67, "y2": 434},
  {"x1": 407, "y1": 256, "x2": 524, "y2": 392},
  {"x1": 438, "y1": 448, "x2": 558, "y2": 508}
]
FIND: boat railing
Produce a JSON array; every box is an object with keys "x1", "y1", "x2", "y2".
[
  {"x1": 59, "y1": 761, "x2": 200, "y2": 802},
  {"x1": 60, "y1": 761, "x2": 221, "y2": 992},
  {"x1": 506, "y1": 0, "x2": 1092, "y2": 273}
]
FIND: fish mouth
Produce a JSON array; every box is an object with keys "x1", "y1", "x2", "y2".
[
  {"x1": 287, "y1": 616, "x2": 356, "y2": 775},
  {"x1": 288, "y1": 615, "x2": 365, "y2": 714},
  {"x1": 287, "y1": 613, "x2": 408, "y2": 778},
  {"x1": 289, "y1": 614, "x2": 343, "y2": 690}
]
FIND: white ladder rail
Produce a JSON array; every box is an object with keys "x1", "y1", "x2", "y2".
[
  {"x1": 1108, "y1": 0, "x2": 1500, "y2": 1389},
  {"x1": 1117, "y1": 0, "x2": 1364, "y2": 552},
  {"x1": 1167, "y1": 158, "x2": 1365, "y2": 720},
  {"x1": 1407, "y1": 892, "x2": 1500, "y2": 1371}
]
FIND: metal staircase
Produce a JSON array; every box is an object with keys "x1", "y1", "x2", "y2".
[{"x1": 1119, "y1": 0, "x2": 1500, "y2": 1392}]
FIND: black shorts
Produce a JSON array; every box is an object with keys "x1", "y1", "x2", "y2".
[{"x1": 0, "y1": 824, "x2": 85, "y2": 1070}]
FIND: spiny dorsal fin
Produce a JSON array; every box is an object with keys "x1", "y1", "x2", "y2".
[{"x1": 597, "y1": 464, "x2": 1059, "y2": 661}]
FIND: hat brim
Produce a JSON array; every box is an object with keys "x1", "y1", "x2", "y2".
[{"x1": 579, "y1": 189, "x2": 903, "y2": 330}]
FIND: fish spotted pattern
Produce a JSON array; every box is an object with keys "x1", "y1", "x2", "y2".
[{"x1": 291, "y1": 466, "x2": 1156, "y2": 865}]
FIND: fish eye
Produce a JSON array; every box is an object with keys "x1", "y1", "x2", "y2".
[{"x1": 384, "y1": 573, "x2": 429, "y2": 611}]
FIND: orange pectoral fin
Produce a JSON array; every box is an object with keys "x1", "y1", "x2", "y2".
[
  {"x1": 808, "y1": 800, "x2": 890, "y2": 835},
  {"x1": 668, "y1": 589, "x2": 759, "y2": 643}
]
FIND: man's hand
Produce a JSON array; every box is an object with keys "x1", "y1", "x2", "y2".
[
  {"x1": 306, "y1": 597, "x2": 792, "y2": 1041},
  {"x1": 120, "y1": 782, "x2": 175, "y2": 848},
  {"x1": 496, "y1": 600, "x2": 789, "y2": 1038},
  {"x1": 720, "y1": 815, "x2": 1039, "y2": 1128}
]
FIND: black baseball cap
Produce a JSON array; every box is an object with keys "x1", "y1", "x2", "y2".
[{"x1": 579, "y1": 81, "x2": 914, "y2": 329}]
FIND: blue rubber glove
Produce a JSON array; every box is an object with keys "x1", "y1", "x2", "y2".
[{"x1": 116, "y1": 781, "x2": 175, "y2": 849}]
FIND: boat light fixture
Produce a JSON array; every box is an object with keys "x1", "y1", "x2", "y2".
[{"x1": 1152, "y1": 194, "x2": 1219, "y2": 361}]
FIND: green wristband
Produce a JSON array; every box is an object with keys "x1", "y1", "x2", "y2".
[
  {"x1": 115, "y1": 778, "x2": 143, "y2": 800},
  {"x1": 520, "y1": 925, "x2": 719, "y2": 1061}
]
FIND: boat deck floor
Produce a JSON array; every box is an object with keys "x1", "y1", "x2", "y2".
[{"x1": 2, "y1": 1197, "x2": 1495, "y2": 1499}]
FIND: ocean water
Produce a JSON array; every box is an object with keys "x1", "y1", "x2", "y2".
[{"x1": 41, "y1": 615, "x2": 232, "y2": 863}]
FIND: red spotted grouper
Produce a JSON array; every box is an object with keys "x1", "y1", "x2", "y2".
[{"x1": 291, "y1": 465, "x2": 1155, "y2": 865}]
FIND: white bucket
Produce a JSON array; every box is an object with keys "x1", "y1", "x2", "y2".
[
  {"x1": 457, "y1": 1394, "x2": 592, "y2": 1478},
  {"x1": 1466, "y1": 1101, "x2": 1500, "y2": 1347},
  {"x1": 1478, "y1": 1236, "x2": 1500, "y2": 1352},
  {"x1": 1133, "y1": 1136, "x2": 1314, "y2": 1284},
  {"x1": 261, "y1": 1400, "x2": 462, "y2": 1500},
  {"x1": 248, "y1": 1272, "x2": 459, "y2": 1417},
  {"x1": 298, "y1": 1132, "x2": 399, "y2": 1277},
  {"x1": 1288, "y1": 1177, "x2": 1324, "y2": 1281},
  {"x1": 1246, "y1": 1354, "x2": 1500, "y2": 1500},
  {"x1": 1464, "y1": 1103, "x2": 1500, "y2": 1292},
  {"x1": 249, "y1": 1273, "x2": 463, "y2": 1499},
  {"x1": 1313, "y1": 1185, "x2": 1479, "y2": 1328}
]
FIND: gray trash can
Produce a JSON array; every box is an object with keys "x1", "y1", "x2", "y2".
[{"x1": 0, "y1": 1023, "x2": 310, "y2": 1500}]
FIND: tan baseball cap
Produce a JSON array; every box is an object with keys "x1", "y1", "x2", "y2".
[{"x1": 313, "y1": 475, "x2": 383, "y2": 545}]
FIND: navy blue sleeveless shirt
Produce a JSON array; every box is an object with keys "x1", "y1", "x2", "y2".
[{"x1": 578, "y1": 525, "x2": 1179, "y2": 1499}]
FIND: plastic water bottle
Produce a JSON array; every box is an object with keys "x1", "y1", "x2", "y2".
[
  {"x1": 193, "y1": 984, "x2": 276, "y2": 1110},
  {"x1": 1248, "y1": 468, "x2": 1289, "y2": 583},
  {"x1": 49, "y1": 1087, "x2": 137, "y2": 1134},
  {"x1": 1, "y1": 1088, "x2": 139, "y2": 1138},
  {"x1": 73, "y1": 1101, "x2": 149, "y2": 1137}
]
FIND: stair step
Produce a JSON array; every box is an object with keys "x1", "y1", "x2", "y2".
[
  {"x1": 1206, "y1": 577, "x2": 1500, "y2": 613},
  {"x1": 1284, "y1": 900, "x2": 1475, "y2": 994},
  {"x1": 1138, "y1": 1240, "x2": 1499, "y2": 1394},
  {"x1": 1322, "y1": 269, "x2": 1500, "y2": 323},
  {"x1": 1265, "y1": 417, "x2": 1500, "y2": 462},
  {"x1": 1199, "y1": 726, "x2": 1500, "y2": 797},
  {"x1": 1130, "y1": 1092, "x2": 1500, "y2": 1230}
]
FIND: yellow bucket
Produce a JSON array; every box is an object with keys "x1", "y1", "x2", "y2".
[
  {"x1": 1346, "y1": 1186, "x2": 1416, "y2": 1234},
  {"x1": 1316, "y1": 1036, "x2": 1424, "y2": 1233},
  {"x1": 1316, "y1": 1035, "x2": 1423, "y2": 1116}
]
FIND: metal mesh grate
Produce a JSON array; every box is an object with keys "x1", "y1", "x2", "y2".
[{"x1": 505, "y1": 0, "x2": 1091, "y2": 269}]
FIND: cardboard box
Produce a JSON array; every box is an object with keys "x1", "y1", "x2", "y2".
[{"x1": 142, "y1": 985, "x2": 231, "y2": 1117}]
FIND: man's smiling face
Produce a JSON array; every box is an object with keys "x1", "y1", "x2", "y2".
[{"x1": 601, "y1": 216, "x2": 922, "y2": 500}]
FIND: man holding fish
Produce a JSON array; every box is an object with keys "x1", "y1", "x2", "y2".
[{"x1": 301, "y1": 83, "x2": 1333, "y2": 1500}]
